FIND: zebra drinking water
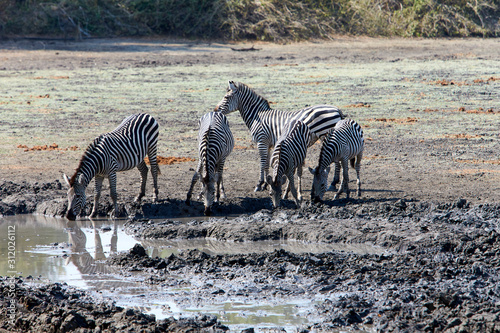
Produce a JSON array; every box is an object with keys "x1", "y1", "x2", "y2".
[
  {"x1": 186, "y1": 112, "x2": 234, "y2": 216},
  {"x1": 64, "y1": 113, "x2": 160, "y2": 220},
  {"x1": 309, "y1": 118, "x2": 364, "y2": 202},
  {"x1": 267, "y1": 120, "x2": 312, "y2": 208},
  {"x1": 214, "y1": 81, "x2": 344, "y2": 192}
]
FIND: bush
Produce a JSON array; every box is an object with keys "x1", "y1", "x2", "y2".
[{"x1": 0, "y1": 0, "x2": 498, "y2": 39}]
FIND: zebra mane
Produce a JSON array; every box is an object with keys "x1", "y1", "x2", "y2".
[
  {"x1": 316, "y1": 128, "x2": 336, "y2": 174},
  {"x1": 236, "y1": 82, "x2": 271, "y2": 110},
  {"x1": 69, "y1": 135, "x2": 105, "y2": 186}
]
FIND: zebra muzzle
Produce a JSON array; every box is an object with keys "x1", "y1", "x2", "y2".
[
  {"x1": 312, "y1": 196, "x2": 323, "y2": 204},
  {"x1": 66, "y1": 210, "x2": 77, "y2": 221}
]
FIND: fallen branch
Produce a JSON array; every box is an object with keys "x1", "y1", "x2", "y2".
[{"x1": 230, "y1": 45, "x2": 261, "y2": 52}]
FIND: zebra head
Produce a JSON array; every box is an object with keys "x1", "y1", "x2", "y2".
[
  {"x1": 214, "y1": 81, "x2": 240, "y2": 115},
  {"x1": 201, "y1": 175, "x2": 216, "y2": 216},
  {"x1": 63, "y1": 173, "x2": 87, "y2": 220},
  {"x1": 309, "y1": 166, "x2": 331, "y2": 203},
  {"x1": 266, "y1": 174, "x2": 286, "y2": 208}
]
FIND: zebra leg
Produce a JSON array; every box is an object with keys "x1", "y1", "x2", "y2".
[
  {"x1": 216, "y1": 162, "x2": 227, "y2": 202},
  {"x1": 108, "y1": 172, "x2": 118, "y2": 218},
  {"x1": 334, "y1": 158, "x2": 349, "y2": 200},
  {"x1": 287, "y1": 172, "x2": 301, "y2": 207},
  {"x1": 135, "y1": 161, "x2": 148, "y2": 202},
  {"x1": 90, "y1": 176, "x2": 104, "y2": 218},
  {"x1": 186, "y1": 168, "x2": 201, "y2": 205},
  {"x1": 255, "y1": 143, "x2": 270, "y2": 192},
  {"x1": 282, "y1": 178, "x2": 290, "y2": 199},
  {"x1": 147, "y1": 150, "x2": 160, "y2": 202},
  {"x1": 328, "y1": 162, "x2": 341, "y2": 192},
  {"x1": 355, "y1": 153, "x2": 362, "y2": 197},
  {"x1": 297, "y1": 163, "x2": 303, "y2": 202}
]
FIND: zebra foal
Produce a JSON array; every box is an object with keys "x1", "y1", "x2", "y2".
[
  {"x1": 267, "y1": 120, "x2": 312, "y2": 208},
  {"x1": 309, "y1": 118, "x2": 364, "y2": 203},
  {"x1": 186, "y1": 112, "x2": 234, "y2": 215},
  {"x1": 214, "y1": 81, "x2": 344, "y2": 192},
  {"x1": 64, "y1": 113, "x2": 160, "y2": 220}
]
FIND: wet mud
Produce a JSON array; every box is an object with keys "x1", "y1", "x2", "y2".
[{"x1": 1, "y1": 183, "x2": 499, "y2": 332}]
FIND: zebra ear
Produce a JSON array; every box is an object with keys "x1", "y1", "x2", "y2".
[
  {"x1": 325, "y1": 166, "x2": 331, "y2": 174},
  {"x1": 63, "y1": 174, "x2": 71, "y2": 187},
  {"x1": 228, "y1": 81, "x2": 237, "y2": 91},
  {"x1": 308, "y1": 167, "x2": 316, "y2": 175}
]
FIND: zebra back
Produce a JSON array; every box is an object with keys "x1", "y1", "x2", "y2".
[
  {"x1": 216, "y1": 81, "x2": 344, "y2": 146},
  {"x1": 71, "y1": 113, "x2": 159, "y2": 183},
  {"x1": 317, "y1": 118, "x2": 364, "y2": 172},
  {"x1": 270, "y1": 120, "x2": 310, "y2": 182},
  {"x1": 197, "y1": 112, "x2": 234, "y2": 180}
]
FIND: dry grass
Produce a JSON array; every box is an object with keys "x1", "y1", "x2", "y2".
[{"x1": 0, "y1": 0, "x2": 498, "y2": 39}]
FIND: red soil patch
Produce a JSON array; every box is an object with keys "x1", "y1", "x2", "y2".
[
  {"x1": 344, "y1": 103, "x2": 371, "y2": 108},
  {"x1": 444, "y1": 134, "x2": 483, "y2": 139},
  {"x1": 416, "y1": 107, "x2": 497, "y2": 114},
  {"x1": 145, "y1": 156, "x2": 195, "y2": 165},
  {"x1": 366, "y1": 117, "x2": 418, "y2": 124},
  {"x1": 17, "y1": 143, "x2": 78, "y2": 152},
  {"x1": 425, "y1": 77, "x2": 499, "y2": 86}
]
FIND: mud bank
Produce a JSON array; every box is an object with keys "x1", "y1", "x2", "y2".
[
  {"x1": 0, "y1": 277, "x2": 228, "y2": 332},
  {"x1": 1, "y1": 181, "x2": 500, "y2": 332},
  {"x1": 112, "y1": 200, "x2": 500, "y2": 332}
]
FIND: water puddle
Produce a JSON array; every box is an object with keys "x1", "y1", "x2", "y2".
[{"x1": 0, "y1": 214, "x2": 383, "y2": 331}]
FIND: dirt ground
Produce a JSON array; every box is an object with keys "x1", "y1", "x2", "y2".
[{"x1": 0, "y1": 37, "x2": 499, "y2": 332}]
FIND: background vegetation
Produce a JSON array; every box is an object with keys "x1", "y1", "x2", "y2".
[{"x1": 0, "y1": 0, "x2": 498, "y2": 40}]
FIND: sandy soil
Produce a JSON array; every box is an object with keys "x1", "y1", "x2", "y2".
[{"x1": 0, "y1": 37, "x2": 499, "y2": 332}]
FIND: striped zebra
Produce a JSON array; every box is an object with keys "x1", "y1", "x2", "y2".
[
  {"x1": 63, "y1": 113, "x2": 160, "y2": 220},
  {"x1": 186, "y1": 112, "x2": 234, "y2": 216},
  {"x1": 214, "y1": 81, "x2": 344, "y2": 192},
  {"x1": 267, "y1": 120, "x2": 312, "y2": 208},
  {"x1": 309, "y1": 118, "x2": 364, "y2": 202}
]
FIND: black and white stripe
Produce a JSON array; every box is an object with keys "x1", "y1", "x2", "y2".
[
  {"x1": 186, "y1": 112, "x2": 234, "y2": 215},
  {"x1": 310, "y1": 118, "x2": 364, "y2": 202},
  {"x1": 215, "y1": 80, "x2": 344, "y2": 192},
  {"x1": 266, "y1": 120, "x2": 312, "y2": 208},
  {"x1": 64, "y1": 113, "x2": 160, "y2": 220}
]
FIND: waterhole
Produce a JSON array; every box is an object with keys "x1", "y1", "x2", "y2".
[{"x1": 0, "y1": 214, "x2": 383, "y2": 331}]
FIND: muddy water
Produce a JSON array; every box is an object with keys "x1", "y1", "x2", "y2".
[{"x1": 0, "y1": 214, "x2": 383, "y2": 331}]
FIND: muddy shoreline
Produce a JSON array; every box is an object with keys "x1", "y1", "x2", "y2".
[{"x1": 1, "y1": 181, "x2": 499, "y2": 332}]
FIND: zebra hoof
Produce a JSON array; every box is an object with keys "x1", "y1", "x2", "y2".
[{"x1": 254, "y1": 185, "x2": 263, "y2": 192}]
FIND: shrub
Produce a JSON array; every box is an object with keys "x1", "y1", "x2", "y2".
[{"x1": 0, "y1": 0, "x2": 498, "y2": 39}]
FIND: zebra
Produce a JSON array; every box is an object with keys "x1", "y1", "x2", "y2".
[
  {"x1": 63, "y1": 113, "x2": 160, "y2": 220},
  {"x1": 214, "y1": 80, "x2": 344, "y2": 192},
  {"x1": 309, "y1": 118, "x2": 364, "y2": 203},
  {"x1": 266, "y1": 120, "x2": 312, "y2": 208},
  {"x1": 186, "y1": 112, "x2": 234, "y2": 216}
]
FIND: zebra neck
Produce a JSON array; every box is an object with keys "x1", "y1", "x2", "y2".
[
  {"x1": 239, "y1": 99, "x2": 272, "y2": 129},
  {"x1": 319, "y1": 142, "x2": 340, "y2": 171},
  {"x1": 73, "y1": 139, "x2": 107, "y2": 186},
  {"x1": 271, "y1": 147, "x2": 287, "y2": 182},
  {"x1": 74, "y1": 163, "x2": 97, "y2": 188}
]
